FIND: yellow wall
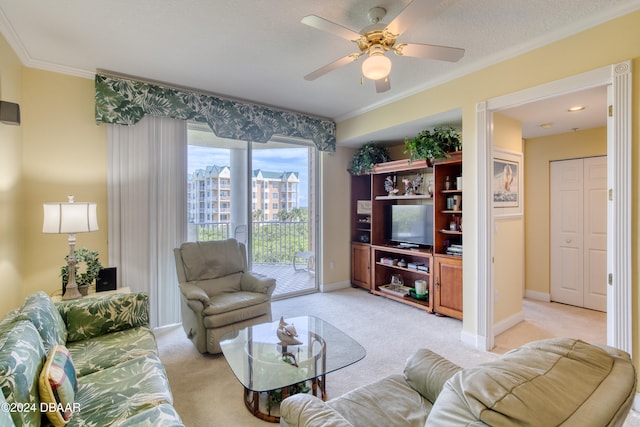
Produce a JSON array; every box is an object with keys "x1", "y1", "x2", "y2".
[
  {"x1": 387, "y1": 142, "x2": 407, "y2": 160},
  {"x1": 493, "y1": 113, "x2": 522, "y2": 153},
  {"x1": 524, "y1": 127, "x2": 607, "y2": 297},
  {"x1": 0, "y1": 34, "x2": 24, "y2": 314},
  {"x1": 337, "y1": 10, "x2": 640, "y2": 348},
  {"x1": 492, "y1": 113, "x2": 524, "y2": 325},
  {"x1": 321, "y1": 147, "x2": 354, "y2": 286},
  {"x1": 21, "y1": 68, "x2": 108, "y2": 298}
]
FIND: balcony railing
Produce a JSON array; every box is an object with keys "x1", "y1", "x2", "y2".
[{"x1": 188, "y1": 221, "x2": 311, "y2": 265}]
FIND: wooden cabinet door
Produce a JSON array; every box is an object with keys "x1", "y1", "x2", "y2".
[
  {"x1": 351, "y1": 243, "x2": 371, "y2": 289},
  {"x1": 434, "y1": 256, "x2": 463, "y2": 319}
]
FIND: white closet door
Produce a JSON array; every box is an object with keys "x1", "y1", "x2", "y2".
[
  {"x1": 550, "y1": 156, "x2": 607, "y2": 311},
  {"x1": 550, "y1": 159, "x2": 584, "y2": 307},
  {"x1": 582, "y1": 157, "x2": 607, "y2": 311}
]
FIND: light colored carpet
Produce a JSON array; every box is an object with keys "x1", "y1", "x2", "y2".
[{"x1": 155, "y1": 287, "x2": 640, "y2": 426}]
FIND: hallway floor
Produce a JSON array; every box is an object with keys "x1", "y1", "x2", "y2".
[{"x1": 493, "y1": 298, "x2": 606, "y2": 354}]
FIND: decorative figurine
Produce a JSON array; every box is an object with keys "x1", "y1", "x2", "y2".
[
  {"x1": 385, "y1": 176, "x2": 398, "y2": 196},
  {"x1": 277, "y1": 316, "x2": 302, "y2": 345},
  {"x1": 412, "y1": 174, "x2": 423, "y2": 194},
  {"x1": 400, "y1": 174, "x2": 423, "y2": 196},
  {"x1": 402, "y1": 178, "x2": 413, "y2": 195}
]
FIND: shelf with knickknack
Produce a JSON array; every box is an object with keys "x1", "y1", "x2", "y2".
[
  {"x1": 433, "y1": 152, "x2": 463, "y2": 256},
  {"x1": 370, "y1": 159, "x2": 434, "y2": 248},
  {"x1": 350, "y1": 174, "x2": 373, "y2": 290},
  {"x1": 371, "y1": 245, "x2": 433, "y2": 312},
  {"x1": 354, "y1": 212, "x2": 371, "y2": 242},
  {"x1": 432, "y1": 152, "x2": 463, "y2": 319},
  {"x1": 375, "y1": 194, "x2": 432, "y2": 200}
]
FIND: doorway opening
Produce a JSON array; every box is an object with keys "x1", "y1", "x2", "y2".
[{"x1": 474, "y1": 61, "x2": 632, "y2": 354}]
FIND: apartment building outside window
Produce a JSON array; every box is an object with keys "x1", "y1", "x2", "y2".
[{"x1": 187, "y1": 122, "x2": 317, "y2": 298}]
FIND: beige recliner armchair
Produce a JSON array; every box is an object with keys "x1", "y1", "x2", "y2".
[{"x1": 174, "y1": 239, "x2": 276, "y2": 354}]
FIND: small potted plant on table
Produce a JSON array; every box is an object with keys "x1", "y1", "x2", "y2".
[{"x1": 61, "y1": 248, "x2": 103, "y2": 296}]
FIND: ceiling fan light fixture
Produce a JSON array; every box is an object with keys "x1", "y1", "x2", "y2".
[{"x1": 362, "y1": 53, "x2": 392, "y2": 81}]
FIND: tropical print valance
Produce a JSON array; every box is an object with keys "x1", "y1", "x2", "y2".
[{"x1": 94, "y1": 74, "x2": 336, "y2": 151}]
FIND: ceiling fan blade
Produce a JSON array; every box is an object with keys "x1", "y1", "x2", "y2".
[
  {"x1": 396, "y1": 43, "x2": 465, "y2": 62},
  {"x1": 301, "y1": 15, "x2": 362, "y2": 41},
  {"x1": 375, "y1": 77, "x2": 391, "y2": 93},
  {"x1": 304, "y1": 54, "x2": 359, "y2": 81},
  {"x1": 386, "y1": 0, "x2": 440, "y2": 36}
]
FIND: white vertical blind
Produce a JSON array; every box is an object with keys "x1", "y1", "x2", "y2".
[{"x1": 107, "y1": 115, "x2": 187, "y2": 327}]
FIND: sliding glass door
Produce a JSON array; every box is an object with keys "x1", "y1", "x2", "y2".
[
  {"x1": 250, "y1": 140, "x2": 317, "y2": 297},
  {"x1": 187, "y1": 122, "x2": 318, "y2": 297}
]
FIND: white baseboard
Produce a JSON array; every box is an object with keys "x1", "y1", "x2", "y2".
[
  {"x1": 524, "y1": 290, "x2": 550, "y2": 302},
  {"x1": 460, "y1": 330, "x2": 494, "y2": 351},
  {"x1": 320, "y1": 280, "x2": 351, "y2": 293},
  {"x1": 634, "y1": 392, "x2": 640, "y2": 412},
  {"x1": 493, "y1": 310, "x2": 525, "y2": 336},
  {"x1": 460, "y1": 310, "x2": 525, "y2": 351},
  {"x1": 153, "y1": 322, "x2": 182, "y2": 331}
]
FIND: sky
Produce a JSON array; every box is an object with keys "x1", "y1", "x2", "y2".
[{"x1": 188, "y1": 145, "x2": 311, "y2": 207}]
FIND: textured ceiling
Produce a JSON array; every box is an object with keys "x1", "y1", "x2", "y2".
[{"x1": 1, "y1": 0, "x2": 638, "y2": 146}]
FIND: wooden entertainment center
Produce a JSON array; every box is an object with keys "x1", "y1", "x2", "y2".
[{"x1": 350, "y1": 153, "x2": 463, "y2": 319}]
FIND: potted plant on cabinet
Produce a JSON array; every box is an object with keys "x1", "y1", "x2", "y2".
[
  {"x1": 349, "y1": 142, "x2": 391, "y2": 175},
  {"x1": 61, "y1": 248, "x2": 103, "y2": 296},
  {"x1": 404, "y1": 126, "x2": 461, "y2": 164}
]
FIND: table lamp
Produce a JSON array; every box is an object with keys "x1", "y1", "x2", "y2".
[{"x1": 43, "y1": 195, "x2": 99, "y2": 300}]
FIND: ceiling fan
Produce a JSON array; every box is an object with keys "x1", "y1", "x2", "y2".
[{"x1": 301, "y1": 1, "x2": 465, "y2": 93}]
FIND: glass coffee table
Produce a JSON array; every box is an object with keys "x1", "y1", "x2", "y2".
[{"x1": 220, "y1": 316, "x2": 366, "y2": 422}]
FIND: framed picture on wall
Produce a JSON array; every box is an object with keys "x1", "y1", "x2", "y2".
[{"x1": 493, "y1": 148, "x2": 523, "y2": 216}]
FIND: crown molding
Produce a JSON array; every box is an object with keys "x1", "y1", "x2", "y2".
[{"x1": 0, "y1": 6, "x2": 94, "y2": 80}]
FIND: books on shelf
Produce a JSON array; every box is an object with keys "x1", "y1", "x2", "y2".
[
  {"x1": 446, "y1": 244, "x2": 463, "y2": 256},
  {"x1": 379, "y1": 284, "x2": 412, "y2": 298}
]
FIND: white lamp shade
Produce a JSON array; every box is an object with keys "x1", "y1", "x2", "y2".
[
  {"x1": 362, "y1": 54, "x2": 392, "y2": 81},
  {"x1": 43, "y1": 201, "x2": 98, "y2": 234}
]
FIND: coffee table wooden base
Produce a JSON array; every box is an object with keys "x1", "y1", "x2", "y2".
[{"x1": 243, "y1": 375, "x2": 326, "y2": 423}]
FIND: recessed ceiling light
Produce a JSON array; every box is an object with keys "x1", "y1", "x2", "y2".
[
  {"x1": 540, "y1": 123, "x2": 553, "y2": 129},
  {"x1": 567, "y1": 106, "x2": 585, "y2": 112}
]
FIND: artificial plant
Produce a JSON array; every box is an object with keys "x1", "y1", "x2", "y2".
[
  {"x1": 404, "y1": 126, "x2": 461, "y2": 163},
  {"x1": 61, "y1": 248, "x2": 103, "y2": 288},
  {"x1": 349, "y1": 142, "x2": 391, "y2": 175}
]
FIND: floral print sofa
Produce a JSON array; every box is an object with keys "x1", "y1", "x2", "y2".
[{"x1": 0, "y1": 291, "x2": 183, "y2": 426}]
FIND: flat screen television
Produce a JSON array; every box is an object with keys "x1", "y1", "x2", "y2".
[{"x1": 387, "y1": 204, "x2": 433, "y2": 248}]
